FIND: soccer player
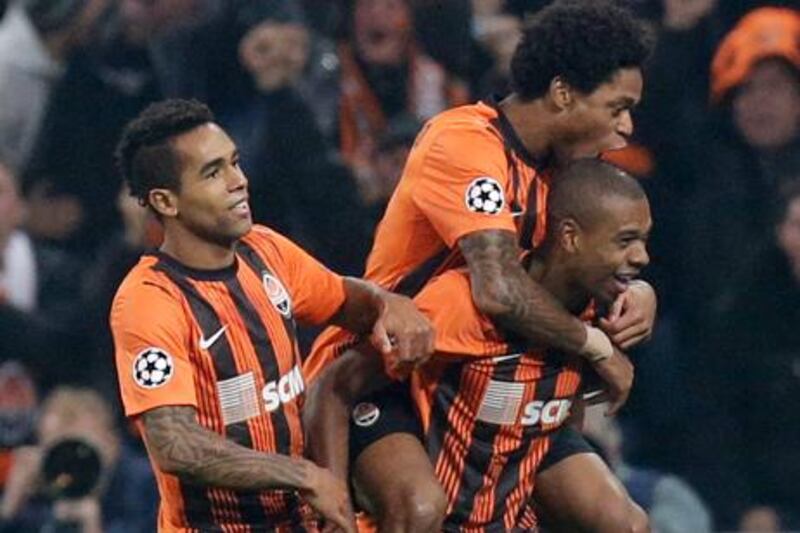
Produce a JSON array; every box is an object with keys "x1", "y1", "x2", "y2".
[
  {"x1": 309, "y1": 159, "x2": 652, "y2": 531},
  {"x1": 303, "y1": 1, "x2": 656, "y2": 531},
  {"x1": 110, "y1": 99, "x2": 434, "y2": 532}
]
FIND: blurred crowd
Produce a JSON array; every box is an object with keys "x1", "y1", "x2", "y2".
[{"x1": 0, "y1": 0, "x2": 797, "y2": 531}]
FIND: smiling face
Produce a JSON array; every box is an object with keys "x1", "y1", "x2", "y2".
[
  {"x1": 150, "y1": 123, "x2": 252, "y2": 247},
  {"x1": 565, "y1": 194, "x2": 651, "y2": 305},
  {"x1": 554, "y1": 67, "x2": 643, "y2": 160}
]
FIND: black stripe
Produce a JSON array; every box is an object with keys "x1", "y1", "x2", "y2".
[
  {"x1": 154, "y1": 262, "x2": 249, "y2": 530},
  {"x1": 490, "y1": 435, "x2": 534, "y2": 528},
  {"x1": 393, "y1": 247, "x2": 453, "y2": 298},
  {"x1": 518, "y1": 171, "x2": 538, "y2": 251},
  {"x1": 235, "y1": 242, "x2": 307, "y2": 528}
]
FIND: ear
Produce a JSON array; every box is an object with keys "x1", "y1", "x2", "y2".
[
  {"x1": 148, "y1": 188, "x2": 179, "y2": 219},
  {"x1": 549, "y1": 76, "x2": 574, "y2": 111},
  {"x1": 559, "y1": 217, "x2": 581, "y2": 253}
]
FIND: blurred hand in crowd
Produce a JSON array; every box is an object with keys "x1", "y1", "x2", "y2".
[
  {"x1": 662, "y1": 0, "x2": 717, "y2": 30},
  {"x1": 739, "y1": 506, "x2": 782, "y2": 532},
  {"x1": 239, "y1": 21, "x2": 310, "y2": 92},
  {"x1": 0, "y1": 162, "x2": 24, "y2": 253},
  {"x1": 120, "y1": 0, "x2": 203, "y2": 44}
]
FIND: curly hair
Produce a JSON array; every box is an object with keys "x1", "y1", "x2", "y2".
[
  {"x1": 115, "y1": 99, "x2": 215, "y2": 205},
  {"x1": 511, "y1": 0, "x2": 654, "y2": 100}
]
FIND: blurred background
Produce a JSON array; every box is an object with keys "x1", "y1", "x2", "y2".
[{"x1": 0, "y1": 0, "x2": 797, "y2": 531}]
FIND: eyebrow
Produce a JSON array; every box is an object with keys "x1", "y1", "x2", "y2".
[
  {"x1": 199, "y1": 149, "x2": 239, "y2": 176},
  {"x1": 610, "y1": 97, "x2": 638, "y2": 108}
]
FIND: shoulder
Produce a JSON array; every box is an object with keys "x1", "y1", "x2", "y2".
[{"x1": 111, "y1": 256, "x2": 184, "y2": 323}]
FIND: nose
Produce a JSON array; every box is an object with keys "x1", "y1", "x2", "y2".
[
  {"x1": 228, "y1": 165, "x2": 248, "y2": 190},
  {"x1": 629, "y1": 241, "x2": 649, "y2": 269},
  {"x1": 616, "y1": 110, "x2": 634, "y2": 138}
]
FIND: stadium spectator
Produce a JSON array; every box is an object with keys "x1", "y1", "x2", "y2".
[
  {"x1": 330, "y1": 0, "x2": 469, "y2": 196},
  {"x1": 687, "y1": 182, "x2": 800, "y2": 528},
  {"x1": 0, "y1": 386, "x2": 157, "y2": 533},
  {"x1": 0, "y1": 0, "x2": 110, "y2": 175},
  {"x1": 682, "y1": 7, "x2": 800, "y2": 321}
]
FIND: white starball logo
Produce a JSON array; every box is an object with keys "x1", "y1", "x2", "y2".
[
  {"x1": 132, "y1": 348, "x2": 174, "y2": 389},
  {"x1": 465, "y1": 177, "x2": 505, "y2": 215}
]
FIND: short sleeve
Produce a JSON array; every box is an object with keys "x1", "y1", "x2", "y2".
[
  {"x1": 265, "y1": 231, "x2": 347, "y2": 325},
  {"x1": 411, "y1": 125, "x2": 517, "y2": 248},
  {"x1": 111, "y1": 279, "x2": 198, "y2": 417},
  {"x1": 414, "y1": 270, "x2": 506, "y2": 359}
]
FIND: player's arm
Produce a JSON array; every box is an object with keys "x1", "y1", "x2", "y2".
[
  {"x1": 329, "y1": 278, "x2": 435, "y2": 372},
  {"x1": 303, "y1": 342, "x2": 388, "y2": 479},
  {"x1": 460, "y1": 229, "x2": 634, "y2": 414},
  {"x1": 141, "y1": 405, "x2": 355, "y2": 532}
]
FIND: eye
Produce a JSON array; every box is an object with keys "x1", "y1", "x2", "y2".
[{"x1": 208, "y1": 167, "x2": 221, "y2": 179}]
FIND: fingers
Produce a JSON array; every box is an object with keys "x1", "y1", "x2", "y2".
[
  {"x1": 606, "y1": 294, "x2": 626, "y2": 323},
  {"x1": 612, "y1": 325, "x2": 651, "y2": 350},
  {"x1": 369, "y1": 320, "x2": 392, "y2": 356}
]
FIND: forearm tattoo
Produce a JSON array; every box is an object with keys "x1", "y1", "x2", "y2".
[
  {"x1": 459, "y1": 230, "x2": 586, "y2": 353},
  {"x1": 142, "y1": 406, "x2": 311, "y2": 491}
]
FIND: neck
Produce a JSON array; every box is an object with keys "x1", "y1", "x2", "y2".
[
  {"x1": 499, "y1": 94, "x2": 560, "y2": 163},
  {"x1": 527, "y1": 253, "x2": 590, "y2": 314},
  {"x1": 160, "y1": 224, "x2": 236, "y2": 270}
]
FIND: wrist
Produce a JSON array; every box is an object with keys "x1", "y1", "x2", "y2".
[
  {"x1": 296, "y1": 459, "x2": 319, "y2": 496},
  {"x1": 580, "y1": 325, "x2": 614, "y2": 363}
]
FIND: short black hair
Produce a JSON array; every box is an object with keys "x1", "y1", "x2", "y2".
[
  {"x1": 547, "y1": 158, "x2": 647, "y2": 231},
  {"x1": 115, "y1": 99, "x2": 214, "y2": 205},
  {"x1": 511, "y1": 0, "x2": 654, "y2": 100}
]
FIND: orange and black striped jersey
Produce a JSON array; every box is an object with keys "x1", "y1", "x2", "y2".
[
  {"x1": 111, "y1": 225, "x2": 346, "y2": 533},
  {"x1": 305, "y1": 98, "x2": 551, "y2": 382},
  {"x1": 411, "y1": 269, "x2": 584, "y2": 532}
]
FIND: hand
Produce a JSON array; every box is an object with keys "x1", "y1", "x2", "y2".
[
  {"x1": 662, "y1": 0, "x2": 717, "y2": 30},
  {"x1": 302, "y1": 464, "x2": 356, "y2": 533},
  {"x1": 598, "y1": 280, "x2": 657, "y2": 350},
  {"x1": 369, "y1": 292, "x2": 435, "y2": 377},
  {"x1": 52, "y1": 497, "x2": 102, "y2": 533},
  {"x1": 1, "y1": 446, "x2": 43, "y2": 519},
  {"x1": 239, "y1": 21, "x2": 309, "y2": 92},
  {"x1": 591, "y1": 348, "x2": 634, "y2": 416}
]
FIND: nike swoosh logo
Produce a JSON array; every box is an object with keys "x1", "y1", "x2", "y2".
[
  {"x1": 511, "y1": 211, "x2": 525, "y2": 218},
  {"x1": 199, "y1": 325, "x2": 227, "y2": 350}
]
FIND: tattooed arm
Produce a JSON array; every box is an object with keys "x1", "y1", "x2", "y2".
[
  {"x1": 140, "y1": 405, "x2": 355, "y2": 531},
  {"x1": 460, "y1": 229, "x2": 636, "y2": 413},
  {"x1": 459, "y1": 229, "x2": 589, "y2": 353}
]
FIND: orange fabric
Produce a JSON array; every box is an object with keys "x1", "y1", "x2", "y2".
[
  {"x1": 111, "y1": 224, "x2": 344, "y2": 532},
  {"x1": 602, "y1": 144, "x2": 655, "y2": 178},
  {"x1": 711, "y1": 7, "x2": 800, "y2": 103}
]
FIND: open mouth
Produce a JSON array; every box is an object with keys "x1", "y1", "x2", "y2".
[
  {"x1": 611, "y1": 272, "x2": 637, "y2": 293},
  {"x1": 230, "y1": 198, "x2": 250, "y2": 216}
]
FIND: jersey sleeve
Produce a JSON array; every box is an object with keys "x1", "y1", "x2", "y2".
[
  {"x1": 263, "y1": 230, "x2": 347, "y2": 325},
  {"x1": 414, "y1": 270, "x2": 507, "y2": 359},
  {"x1": 411, "y1": 124, "x2": 517, "y2": 248},
  {"x1": 111, "y1": 278, "x2": 198, "y2": 417}
]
